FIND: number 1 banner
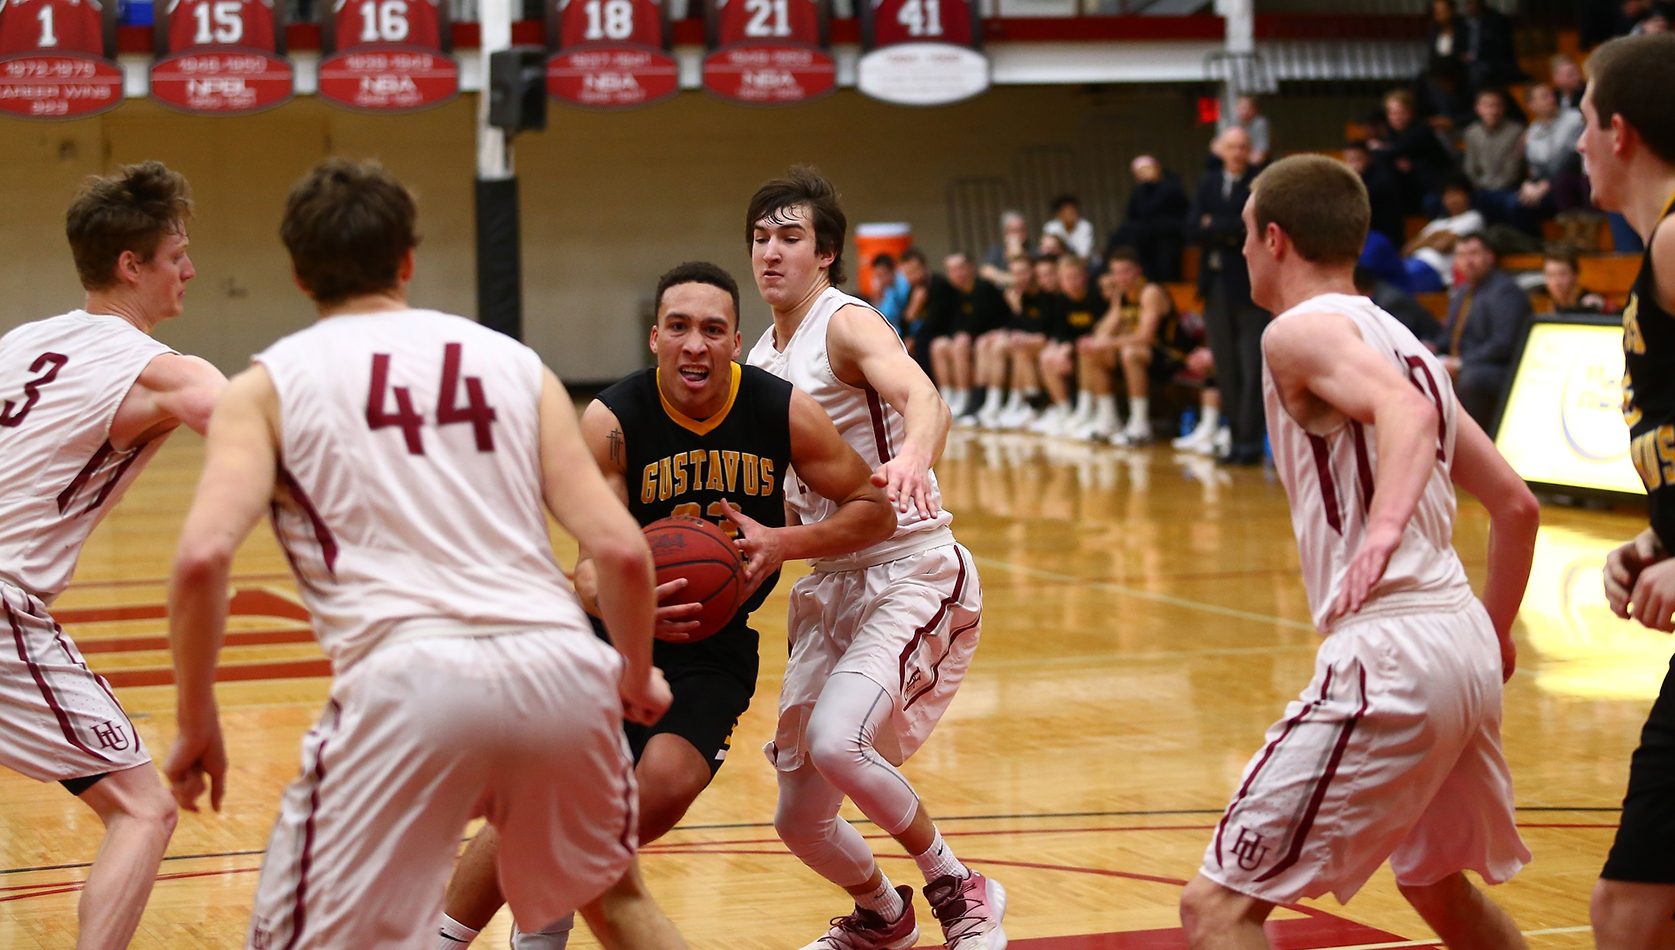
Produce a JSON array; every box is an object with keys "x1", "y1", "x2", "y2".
[
  {"x1": 150, "y1": 0, "x2": 293, "y2": 115},
  {"x1": 0, "y1": 0, "x2": 124, "y2": 119},
  {"x1": 318, "y1": 0, "x2": 458, "y2": 112},
  {"x1": 546, "y1": 0, "x2": 678, "y2": 110},
  {"x1": 702, "y1": 0, "x2": 833, "y2": 105},
  {"x1": 857, "y1": 0, "x2": 986, "y2": 106}
]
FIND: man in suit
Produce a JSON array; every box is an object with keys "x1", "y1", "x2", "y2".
[
  {"x1": 1189, "y1": 126, "x2": 1268, "y2": 465},
  {"x1": 1429, "y1": 232, "x2": 1532, "y2": 431},
  {"x1": 1108, "y1": 155, "x2": 1191, "y2": 283}
]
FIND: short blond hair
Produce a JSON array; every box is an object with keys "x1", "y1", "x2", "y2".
[{"x1": 1251, "y1": 155, "x2": 1370, "y2": 266}]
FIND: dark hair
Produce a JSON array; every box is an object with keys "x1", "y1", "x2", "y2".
[
  {"x1": 1543, "y1": 242, "x2": 1580, "y2": 271},
  {"x1": 1352, "y1": 265, "x2": 1378, "y2": 292},
  {"x1": 1587, "y1": 34, "x2": 1675, "y2": 164},
  {"x1": 1251, "y1": 155, "x2": 1370, "y2": 266},
  {"x1": 280, "y1": 159, "x2": 418, "y2": 306},
  {"x1": 1457, "y1": 230, "x2": 1499, "y2": 259},
  {"x1": 1106, "y1": 246, "x2": 1141, "y2": 266},
  {"x1": 1050, "y1": 194, "x2": 1080, "y2": 213},
  {"x1": 745, "y1": 166, "x2": 848, "y2": 286},
  {"x1": 899, "y1": 247, "x2": 927, "y2": 266},
  {"x1": 1476, "y1": 86, "x2": 1506, "y2": 106},
  {"x1": 65, "y1": 161, "x2": 192, "y2": 291},
  {"x1": 1441, "y1": 172, "x2": 1475, "y2": 195},
  {"x1": 1343, "y1": 140, "x2": 1370, "y2": 153},
  {"x1": 871, "y1": 252, "x2": 896, "y2": 269},
  {"x1": 654, "y1": 261, "x2": 740, "y2": 328}
]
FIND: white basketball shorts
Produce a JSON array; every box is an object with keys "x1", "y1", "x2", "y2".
[
  {"x1": 1201, "y1": 591, "x2": 1530, "y2": 904},
  {"x1": 766, "y1": 542, "x2": 981, "y2": 772},
  {"x1": 0, "y1": 582, "x2": 149, "y2": 785},
  {"x1": 246, "y1": 626, "x2": 637, "y2": 950}
]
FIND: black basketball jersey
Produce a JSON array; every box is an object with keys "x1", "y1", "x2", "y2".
[
  {"x1": 596, "y1": 363, "x2": 794, "y2": 630},
  {"x1": 1623, "y1": 196, "x2": 1675, "y2": 548}
]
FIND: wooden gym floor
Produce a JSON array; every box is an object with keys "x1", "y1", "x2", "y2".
[{"x1": 0, "y1": 428, "x2": 1658, "y2": 949}]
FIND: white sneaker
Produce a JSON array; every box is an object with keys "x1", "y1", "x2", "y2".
[
  {"x1": 1198, "y1": 426, "x2": 1231, "y2": 457},
  {"x1": 798, "y1": 886, "x2": 920, "y2": 950},
  {"x1": 997, "y1": 403, "x2": 1035, "y2": 430},
  {"x1": 1114, "y1": 416, "x2": 1150, "y2": 447},
  {"x1": 976, "y1": 402, "x2": 1006, "y2": 429},
  {"x1": 1070, "y1": 416, "x2": 1115, "y2": 442},
  {"x1": 1172, "y1": 419, "x2": 1216, "y2": 451},
  {"x1": 1028, "y1": 404, "x2": 1068, "y2": 435}
]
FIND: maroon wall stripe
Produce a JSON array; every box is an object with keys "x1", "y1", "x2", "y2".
[
  {"x1": 1212, "y1": 667, "x2": 1334, "y2": 868},
  {"x1": 5, "y1": 602, "x2": 113, "y2": 766},
  {"x1": 1308, "y1": 434, "x2": 1342, "y2": 535},
  {"x1": 1255, "y1": 663, "x2": 1370, "y2": 883}
]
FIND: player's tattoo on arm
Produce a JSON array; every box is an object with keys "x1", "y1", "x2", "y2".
[{"x1": 608, "y1": 427, "x2": 625, "y2": 468}]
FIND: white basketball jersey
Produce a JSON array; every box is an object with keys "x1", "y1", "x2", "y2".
[
  {"x1": 0, "y1": 312, "x2": 173, "y2": 604},
  {"x1": 747, "y1": 287, "x2": 954, "y2": 571},
  {"x1": 254, "y1": 310, "x2": 589, "y2": 672},
  {"x1": 1262, "y1": 293, "x2": 1471, "y2": 632}
]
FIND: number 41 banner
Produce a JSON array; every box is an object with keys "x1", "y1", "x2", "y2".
[{"x1": 857, "y1": 0, "x2": 987, "y2": 106}]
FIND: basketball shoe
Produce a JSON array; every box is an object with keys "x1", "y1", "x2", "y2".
[
  {"x1": 798, "y1": 886, "x2": 920, "y2": 950},
  {"x1": 924, "y1": 871, "x2": 1007, "y2": 950}
]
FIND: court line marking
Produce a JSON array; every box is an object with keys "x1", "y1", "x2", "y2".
[
  {"x1": 1317, "y1": 927, "x2": 1592, "y2": 950},
  {"x1": 968, "y1": 555, "x2": 1319, "y2": 632}
]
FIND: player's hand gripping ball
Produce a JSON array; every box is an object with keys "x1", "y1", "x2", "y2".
[{"x1": 643, "y1": 516, "x2": 744, "y2": 642}]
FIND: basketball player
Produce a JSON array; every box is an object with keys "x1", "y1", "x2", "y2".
[
  {"x1": 163, "y1": 159, "x2": 685, "y2": 950},
  {"x1": 1578, "y1": 33, "x2": 1675, "y2": 948},
  {"x1": 1177, "y1": 155, "x2": 1539, "y2": 950},
  {"x1": 0, "y1": 161, "x2": 224, "y2": 950},
  {"x1": 1068, "y1": 247, "x2": 1179, "y2": 444},
  {"x1": 743, "y1": 168, "x2": 1004, "y2": 950},
  {"x1": 433, "y1": 261, "x2": 894, "y2": 950}
]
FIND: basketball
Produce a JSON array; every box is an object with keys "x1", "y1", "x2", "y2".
[{"x1": 644, "y1": 516, "x2": 745, "y2": 642}]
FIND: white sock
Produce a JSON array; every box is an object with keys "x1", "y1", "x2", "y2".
[
  {"x1": 1128, "y1": 396, "x2": 1149, "y2": 427},
  {"x1": 913, "y1": 829, "x2": 969, "y2": 883},
  {"x1": 1094, "y1": 393, "x2": 1116, "y2": 426},
  {"x1": 856, "y1": 874, "x2": 906, "y2": 922},
  {"x1": 1201, "y1": 406, "x2": 1219, "y2": 429},
  {"x1": 1004, "y1": 390, "x2": 1025, "y2": 411},
  {"x1": 1074, "y1": 389, "x2": 1091, "y2": 418},
  {"x1": 437, "y1": 916, "x2": 480, "y2": 949},
  {"x1": 985, "y1": 385, "x2": 1004, "y2": 408},
  {"x1": 939, "y1": 385, "x2": 954, "y2": 403},
  {"x1": 511, "y1": 913, "x2": 574, "y2": 950},
  {"x1": 954, "y1": 387, "x2": 972, "y2": 412}
]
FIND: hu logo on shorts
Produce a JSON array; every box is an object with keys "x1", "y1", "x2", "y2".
[
  {"x1": 92, "y1": 719, "x2": 129, "y2": 751},
  {"x1": 1231, "y1": 827, "x2": 1269, "y2": 871},
  {"x1": 250, "y1": 919, "x2": 272, "y2": 949}
]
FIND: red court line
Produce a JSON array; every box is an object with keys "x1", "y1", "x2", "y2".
[
  {"x1": 0, "y1": 865, "x2": 260, "y2": 903},
  {"x1": 62, "y1": 573, "x2": 296, "y2": 592},
  {"x1": 76, "y1": 627, "x2": 314, "y2": 655},
  {"x1": 101, "y1": 658, "x2": 332, "y2": 689}
]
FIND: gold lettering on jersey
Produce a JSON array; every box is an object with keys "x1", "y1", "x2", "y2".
[
  {"x1": 658, "y1": 457, "x2": 674, "y2": 501},
  {"x1": 760, "y1": 458, "x2": 775, "y2": 495},
  {"x1": 690, "y1": 450, "x2": 707, "y2": 486},
  {"x1": 706, "y1": 450, "x2": 725, "y2": 490},
  {"x1": 671, "y1": 451, "x2": 689, "y2": 496},
  {"x1": 1624, "y1": 296, "x2": 1646, "y2": 355},
  {"x1": 1630, "y1": 423, "x2": 1675, "y2": 490},
  {"x1": 744, "y1": 455, "x2": 759, "y2": 494},
  {"x1": 641, "y1": 462, "x2": 658, "y2": 504},
  {"x1": 722, "y1": 450, "x2": 741, "y2": 492},
  {"x1": 1624, "y1": 367, "x2": 1643, "y2": 428}
]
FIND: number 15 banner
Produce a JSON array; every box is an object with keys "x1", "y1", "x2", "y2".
[
  {"x1": 546, "y1": 0, "x2": 678, "y2": 110},
  {"x1": 317, "y1": 0, "x2": 459, "y2": 112},
  {"x1": 702, "y1": 0, "x2": 833, "y2": 105},
  {"x1": 857, "y1": 0, "x2": 987, "y2": 106},
  {"x1": 151, "y1": 0, "x2": 294, "y2": 115}
]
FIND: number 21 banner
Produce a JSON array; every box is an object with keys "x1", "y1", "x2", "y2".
[
  {"x1": 546, "y1": 0, "x2": 677, "y2": 110},
  {"x1": 0, "y1": 0, "x2": 124, "y2": 119},
  {"x1": 857, "y1": 0, "x2": 986, "y2": 106},
  {"x1": 318, "y1": 0, "x2": 459, "y2": 112},
  {"x1": 150, "y1": 0, "x2": 293, "y2": 115},
  {"x1": 702, "y1": 0, "x2": 833, "y2": 105}
]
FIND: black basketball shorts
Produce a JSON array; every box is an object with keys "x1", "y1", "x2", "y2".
[
  {"x1": 623, "y1": 661, "x2": 754, "y2": 777},
  {"x1": 1603, "y1": 654, "x2": 1675, "y2": 883}
]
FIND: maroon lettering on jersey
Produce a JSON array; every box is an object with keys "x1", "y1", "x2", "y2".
[
  {"x1": 150, "y1": 0, "x2": 292, "y2": 114},
  {"x1": 0, "y1": 0, "x2": 123, "y2": 119},
  {"x1": 317, "y1": 0, "x2": 458, "y2": 111},
  {"x1": 855, "y1": 0, "x2": 987, "y2": 105},
  {"x1": 701, "y1": 0, "x2": 833, "y2": 104},
  {"x1": 545, "y1": 0, "x2": 678, "y2": 110}
]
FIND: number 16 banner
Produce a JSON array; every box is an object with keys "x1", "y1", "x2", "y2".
[
  {"x1": 546, "y1": 0, "x2": 678, "y2": 110},
  {"x1": 702, "y1": 0, "x2": 833, "y2": 105},
  {"x1": 857, "y1": 0, "x2": 986, "y2": 106},
  {"x1": 317, "y1": 0, "x2": 459, "y2": 112}
]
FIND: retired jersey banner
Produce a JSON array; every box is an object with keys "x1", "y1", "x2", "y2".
[
  {"x1": 857, "y1": 0, "x2": 987, "y2": 106},
  {"x1": 318, "y1": 0, "x2": 457, "y2": 112},
  {"x1": 150, "y1": 0, "x2": 291, "y2": 114},
  {"x1": 545, "y1": 0, "x2": 677, "y2": 110},
  {"x1": 702, "y1": 0, "x2": 832, "y2": 105},
  {"x1": 0, "y1": 0, "x2": 124, "y2": 119}
]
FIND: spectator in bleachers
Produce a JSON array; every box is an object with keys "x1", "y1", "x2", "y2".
[
  {"x1": 1635, "y1": 8, "x2": 1670, "y2": 32},
  {"x1": 869, "y1": 252, "x2": 913, "y2": 337},
  {"x1": 1429, "y1": 231, "x2": 1532, "y2": 429},
  {"x1": 1068, "y1": 247, "x2": 1178, "y2": 445},
  {"x1": 1108, "y1": 155, "x2": 1190, "y2": 283},
  {"x1": 1504, "y1": 83, "x2": 1585, "y2": 231},
  {"x1": 1370, "y1": 88, "x2": 1457, "y2": 215},
  {"x1": 1031, "y1": 255, "x2": 1106, "y2": 435},
  {"x1": 1354, "y1": 265, "x2": 1443, "y2": 340},
  {"x1": 897, "y1": 247, "x2": 932, "y2": 365},
  {"x1": 985, "y1": 255, "x2": 1057, "y2": 429},
  {"x1": 921, "y1": 252, "x2": 1010, "y2": 421},
  {"x1": 1458, "y1": 0, "x2": 1523, "y2": 93},
  {"x1": 1550, "y1": 54, "x2": 1585, "y2": 110},
  {"x1": 1403, "y1": 175, "x2": 1486, "y2": 291},
  {"x1": 1426, "y1": 0, "x2": 1462, "y2": 76},
  {"x1": 1541, "y1": 244, "x2": 1613, "y2": 313},
  {"x1": 1042, "y1": 195, "x2": 1095, "y2": 260},
  {"x1": 1189, "y1": 126, "x2": 1266, "y2": 465},
  {"x1": 1463, "y1": 88, "x2": 1526, "y2": 222},
  {"x1": 980, "y1": 210, "x2": 1030, "y2": 286},
  {"x1": 1038, "y1": 232, "x2": 1067, "y2": 259},
  {"x1": 1344, "y1": 140, "x2": 1407, "y2": 247},
  {"x1": 1217, "y1": 96, "x2": 1271, "y2": 167},
  {"x1": 1414, "y1": 56, "x2": 1480, "y2": 136}
]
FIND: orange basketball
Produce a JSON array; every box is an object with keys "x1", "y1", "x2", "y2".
[{"x1": 643, "y1": 516, "x2": 744, "y2": 642}]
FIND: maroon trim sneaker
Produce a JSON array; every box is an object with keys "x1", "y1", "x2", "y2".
[
  {"x1": 797, "y1": 885, "x2": 920, "y2": 950},
  {"x1": 923, "y1": 871, "x2": 1008, "y2": 950}
]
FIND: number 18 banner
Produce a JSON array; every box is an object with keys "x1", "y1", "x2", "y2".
[
  {"x1": 317, "y1": 0, "x2": 459, "y2": 112},
  {"x1": 546, "y1": 0, "x2": 679, "y2": 110},
  {"x1": 150, "y1": 0, "x2": 294, "y2": 115},
  {"x1": 857, "y1": 0, "x2": 987, "y2": 106},
  {"x1": 701, "y1": 0, "x2": 833, "y2": 105},
  {"x1": 0, "y1": 0, "x2": 125, "y2": 119}
]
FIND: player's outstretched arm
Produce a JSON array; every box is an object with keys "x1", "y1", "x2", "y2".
[
  {"x1": 827, "y1": 303, "x2": 950, "y2": 519},
  {"x1": 574, "y1": 400, "x2": 701, "y2": 640},
  {"x1": 723, "y1": 390, "x2": 894, "y2": 587},
  {"x1": 536, "y1": 370, "x2": 669, "y2": 725},
  {"x1": 111, "y1": 353, "x2": 228, "y2": 449},
  {"x1": 1265, "y1": 312, "x2": 1441, "y2": 620},
  {"x1": 165, "y1": 366, "x2": 281, "y2": 813},
  {"x1": 1450, "y1": 410, "x2": 1540, "y2": 678}
]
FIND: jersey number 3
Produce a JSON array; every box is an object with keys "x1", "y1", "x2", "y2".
[
  {"x1": 366, "y1": 343, "x2": 497, "y2": 455},
  {"x1": 0, "y1": 353, "x2": 69, "y2": 428}
]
